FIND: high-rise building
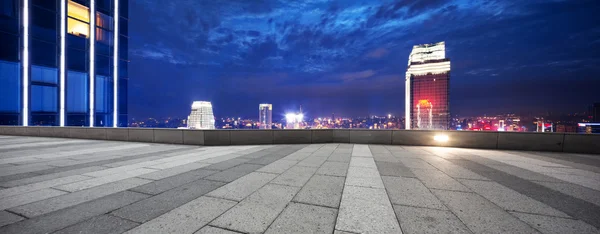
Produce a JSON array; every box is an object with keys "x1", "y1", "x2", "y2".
[
  {"x1": 592, "y1": 103, "x2": 600, "y2": 122},
  {"x1": 259, "y1": 104, "x2": 272, "y2": 129},
  {"x1": 405, "y1": 41, "x2": 450, "y2": 130},
  {"x1": 187, "y1": 101, "x2": 215, "y2": 129},
  {"x1": 0, "y1": 0, "x2": 129, "y2": 127}
]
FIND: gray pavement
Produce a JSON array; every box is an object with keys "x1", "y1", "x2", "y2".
[{"x1": 0, "y1": 136, "x2": 599, "y2": 234}]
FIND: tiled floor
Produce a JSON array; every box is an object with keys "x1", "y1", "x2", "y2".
[{"x1": 0, "y1": 135, "x2": 599, "y2": 233}]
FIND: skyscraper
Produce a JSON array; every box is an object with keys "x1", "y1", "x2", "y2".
[
  {"x1": 405, "y1": 41, "x2": 450, "y2": 130},
  {"x1": 0, "y1": 0, "x2": 129, "y2": 127},
  {"x1": 187, "y1": 101, "x2": 215, "y2": 129},
  {"x1": 259, "y1": 104, "x2": 272, "y2": 129},
  {"x1": 592, "y1": 103, "x2": 600, "y2": 122}
]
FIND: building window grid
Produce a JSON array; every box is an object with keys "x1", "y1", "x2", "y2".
[{"x1": 410, "y1": 73, "x2": 450, "y2": 130}]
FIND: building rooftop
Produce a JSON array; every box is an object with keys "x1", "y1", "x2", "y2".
[{"x1": 0, "y1": 136, "x2": 599, "y2": 233}]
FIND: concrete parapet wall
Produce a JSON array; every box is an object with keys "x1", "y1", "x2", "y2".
[
  {"x1": 497, "y1": 132, "x2": 564, "y2": 152},
  {"x1": 0, "y1": 126, "x2": 597, "y2": 154}
]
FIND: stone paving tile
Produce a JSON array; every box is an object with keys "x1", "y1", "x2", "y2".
[
  {"x1": 136, "y1": 162, "x2": 211, "y2": 181},
  {"x1": 125, "y1": 196, "x2": 237, "y2": 234},
  {"x1": 449, "y1": 158, "x2": 600, "y2": 229},
  {"x1": 316, "y1": 161, "x2": 349, "y2": 177},
  {"x1": 202, "y1": 158, "x2": 250, "y2": 171},
  {"x1": 382, "y1": 176, "x2": 447, "y2": 210},
  {"x1": 246, "y1": 155, "x2": 286, "y2": 166},
  {"x1": 375, "y1": 161, "x2": 415, "y2": 177},
  {"x1": 265, "y1": 202, "x2": 337, "y2": 234},
  {"x1": 194, "y1": 226, "x2": 240, "y2": 234},
  {"x1": 211, "y1": 184, "x2": 300, "y2": 233},
  {"x1": 534, "y1": 181, "x2": 600, "y2": 207},
  {"x1": 131, "y1": 169, "x2": 219, "y2": 195},
  {"x1": 0, "y1": 188, "x2": 66, "y2": 210},
  {"x1": 345, "y1": 166, "x2": 384, "y2": 189},
  {"x1": 0, "y1": 191, "x2": 149, "y2": 234},
  {"x1": 53, "y1": 168, "x2": 157, "y2": 192},
  {"x1": 397, "y1": 157, "x2": 437, "y2": 169},
  {"x1": 351, "y1": 145, "x2": 372, "y2": 157},
  {"x1": 207, "y1": 172, "x2": 278, "y2": 201},
  {"x1": 297, "y1": 156, "x2": 328, "y2": 167},
  {"x1": 0, "y1": 175, "x2": 91, "y2": 198},
  {"x1": 10, "y1": 177, "x2": 152, "y2": 218},
  {"x1": 349, "y1": 157, "x2": 377, "y2": 168},
  {"x1": 459, "y1": 179, "x2": 569, "y2": 217},
  {"x1": 412, "y1": 168, "x2": 471, "y2": 192},
  {"x1": 271, "y1": 165, "x2": 319, "y2": 187},
  {"x1": 282, "y1": 152, "x2": 312, "y2": 161},
  {"x1": 511, "y1": 211, "x2": 599, "y2": 234},
  {"x1": 256, "y1": 159, "x2": 298, "y2": 174},
  {"x1": 111, "y1": 179, "x2": 225, "y2": 223},
  {"x1": 335, "y1": 185, "x2": 401, "y2": 234},
  {"x1": 204, "y1": 164, "x2": 265, "y2": 182},
  {"x1": 327, "y1": 153, "x2": 352, "y2": 162},
  {"x1": 293, "y1": 175, "x2": 345, "y2": 208},
  {"x1": 393, "y1": 205, "x2": 470, "y2": 234},
  {"x1": 421, "y1": 156, "x2": 490, "y2": 180},
  {"x1": 53, "y1": 214, "x2": 139, "y2": 234},
  {"x1": 432, "y1": 189, "x2": 538, "y2": 234},
  {"x1": 0, "y1": 210, "x2": 24, "y2": 227}
]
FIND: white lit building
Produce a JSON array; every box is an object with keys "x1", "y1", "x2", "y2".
[
  {"x1": 405, "y1": 41, "x2": 451, "y2": 130},
  {"x1": 187, "y1": 101, "x2": 215, "y2": 129},
  {"x1": 259, "y1": 104, "x2": 272, "y2": 129}
]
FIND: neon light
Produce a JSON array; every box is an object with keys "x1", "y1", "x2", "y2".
[
  {"x1": 23, "y1": 0, "x2": 29, "y2": 126},
  {"x1": 59, "y1": 0, "x2": 66, "y2": 126},
  {"x1": 89, "y1": 0, "x2": 95, "y2": 127},
  {"x1": 113, "y1": 0, "x2": 119, "y2": 127}
]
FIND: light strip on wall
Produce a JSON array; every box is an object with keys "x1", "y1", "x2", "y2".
[
  {"x1": 59, "y1": 0, "x2": 66, "y2": 126},
  {"x1": 405, "y1": 77, "x2": 410, "y2": 130},
  {"x1": 89, "y1": 0, "x2": 95, "y2": 127},
  {"x1": 22, "y1": 0, "x2": 29, "y2": 126},
  {"x1": 113, "y1": 0, "x2": 118, "y2": 127}
]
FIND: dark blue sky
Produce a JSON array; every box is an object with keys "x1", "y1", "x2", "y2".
[{"x1": 129, "y1": 0, "x2": 600, "y2": 119}]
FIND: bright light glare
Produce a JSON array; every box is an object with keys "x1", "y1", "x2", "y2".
[
  {"x1": 296, "y1": 114, "x2": 304, "y2": 122},
  {"x1": 433, "y1": 135, "x2": 449, "y2": 142},
  {"x1": 285, "y1": 113, "x2": 296, "y2": 123}
]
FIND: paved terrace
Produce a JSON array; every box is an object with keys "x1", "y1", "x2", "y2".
[{"x1": 0, "y1": 136, "x2": 599, "y2": 234}]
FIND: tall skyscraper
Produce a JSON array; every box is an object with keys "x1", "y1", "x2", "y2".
[
  {"x1": 259, "y1": 104, "x2": 272, "y2": 129},
  {"x1": 405, "y1": 41, "x2": 450, "y2": 130},
  {"x1": 187, "y1": 101, "x2": 215, "y2": 129},
  {"x1": 0, "y1": 0, "x2": 129, "y2": 127},
  {"x1": 592, "y1": 103, "x2": 600, "y2": 122}
]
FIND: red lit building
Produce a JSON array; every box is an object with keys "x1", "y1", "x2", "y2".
[{"x1": 405, "y1": 42, "x2": 450, "y2": 130}]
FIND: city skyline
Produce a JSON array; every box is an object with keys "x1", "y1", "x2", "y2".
[{"x1": 128, "y1": 0, "x2": 600, "y2": 119}]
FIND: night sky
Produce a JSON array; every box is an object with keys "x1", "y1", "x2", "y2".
[{"x1": 128, "y1": 0, "x2": 600, "y2": 120}]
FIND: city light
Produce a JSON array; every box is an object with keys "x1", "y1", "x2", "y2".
[
  {"x1": 285, "y1": 113, "x2": 296, "y2": 123},
  {"x1": 433, "y1": 134, "x2": 449, "y2": 142}
]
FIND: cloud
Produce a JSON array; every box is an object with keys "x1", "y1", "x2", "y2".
[
  {"x1": 338, "y1": 70, "x2": 376, "y2": 81},
  {"x1": 365, "y1": 48, "x2": 389, "y2": 59}
]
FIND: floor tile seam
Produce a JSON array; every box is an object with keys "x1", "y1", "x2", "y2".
[
  {"x1": 329, "y1": 146, "x2": 353, "y2": 234},
  {"x1": 442, "y1": 158, "x2": 600, "y2": 230},
  {"x1": 204, "y1": 225, "x2": 245, "y2": 234},
  {"x1": 260, "y1": 187, "x2": 304, "y2": 233},
  {"x1": 392, "y1": 203, "x2": 451, "y2": 212},
  {"x1": 506, "y1": 210, "x2": 576, "y2": 219},
  {"x1": 290, "y1": 200, "x2": 340, "y2": 210},
  {"x1": 367, "y1": 147, "x2": 405, "y2": 234},
  {"x1": 0, "y1": 175, "x2": 97, "y2": 198}
]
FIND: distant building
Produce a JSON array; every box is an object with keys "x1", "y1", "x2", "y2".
[
  {"x1": 0, "y1": 0, "x2": 129, "y2": 127},
  {"x1": 187, "y1": 101, "x2": 215, "y2": 129},
  {"x1": 405, "y1": 42, "x2": 450, "y2": 130},
  {"x1": 259, "y1": 104, "x2": 272, "y2": 129},
  {"x1": 593, "y1": 103, "x2": 600, "y2": 122}
]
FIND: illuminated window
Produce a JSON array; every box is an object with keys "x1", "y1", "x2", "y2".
[
  {"x1": 96, "y1": 12, "x2": 113, "y2": 45},
  {"x1": 67, "y1": 1, "x2": 89, "y2": 38}
]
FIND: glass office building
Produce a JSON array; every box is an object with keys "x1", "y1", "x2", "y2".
[
  {"x1": 0, "y1": 0, "x2": 128, "y2": 127},
  {"x1": 259, "y1": 104, "x2": 272, "y2": 129},
  {"x1": 405, "y1": 42, "x2": 450, "y2": 130}
]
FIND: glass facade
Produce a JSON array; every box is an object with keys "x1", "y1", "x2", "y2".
[
  {"x1": 405, "y1": 42, "x2": 450, "y2": 130},
  {"x1": 0, "y1": 0, "x2": 128, "y2": 127}
]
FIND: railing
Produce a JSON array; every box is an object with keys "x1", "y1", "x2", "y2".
[{"x1": 0, "y1": 126, "x2": 598, "y2": 154}]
